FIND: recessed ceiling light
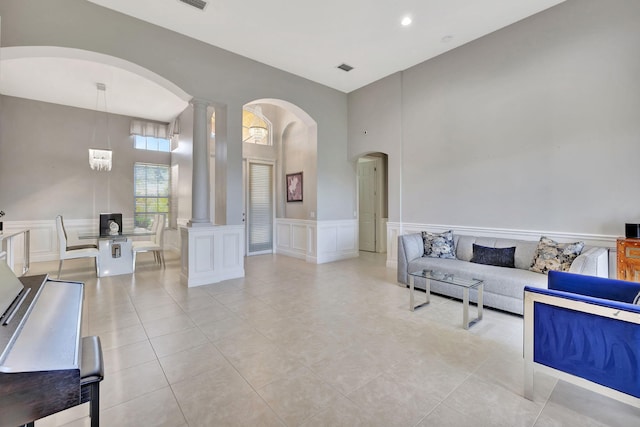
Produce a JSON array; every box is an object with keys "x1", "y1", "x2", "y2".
[{"x1": 401, "y1": 16, "x2": 412, "y2": 27}]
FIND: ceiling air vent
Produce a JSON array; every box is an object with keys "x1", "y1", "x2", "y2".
[
  {"x1": 178, "y1": 0, "x2": 208, "y2": 11},
  {"x1": 337, "y1": 63, "x2": 354, "y2": 72}
]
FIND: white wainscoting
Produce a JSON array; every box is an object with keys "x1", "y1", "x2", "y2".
[
  {"x1": 1, "y1": 218, "x2": 174, "y2": 264},
  {"x1": 180, "y1": 224, "x2": 245, "y2": 287},
  {"x1": 386, "y1": 222, "x2": 619, "y2": 272},
  {"x1": 275, "y1": 218, "x2": 358, "y2": 264}
]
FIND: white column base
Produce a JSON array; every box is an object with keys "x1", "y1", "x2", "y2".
[{"x1": 180, "y1": 224, "x2": 245, "y2": 287}]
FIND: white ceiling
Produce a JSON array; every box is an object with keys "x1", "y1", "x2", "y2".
[
  {"x1": 0, "y1": 0, "x2": 566, "y2": 122},
  {"x1": 0, "y1": 53, "x2": 190, "y2": 122}
]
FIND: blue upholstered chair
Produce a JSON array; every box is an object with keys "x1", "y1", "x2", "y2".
[{"x1": 524, "y1": 271, "x2": 640, "y2": 408}]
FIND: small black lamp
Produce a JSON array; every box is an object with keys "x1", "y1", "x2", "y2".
[{"x1": 625, "y1": 223, "x2": 640, "y2": 239}]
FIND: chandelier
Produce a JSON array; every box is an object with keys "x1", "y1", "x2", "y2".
[
  {"x1": 244, "y1": 105, "x2": 268, "y2": 143},
  {"x1": 89, "y1": 83, "x2": 113, "y2": 171}
]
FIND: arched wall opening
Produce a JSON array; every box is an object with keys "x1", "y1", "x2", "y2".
[
  {"x1": 239, "y1": 98, "x2": 318, "y2": 256},
  {"x1": 242, "y1": 99, "x2": 318, "y2": 220},
  {"x1": 0, "y1": 46, "x2": 193, "y2": 263},
  {"x1": 0, "y1": 46, "x2": 192, "y2": 118}
]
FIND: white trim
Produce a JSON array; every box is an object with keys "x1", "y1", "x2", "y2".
[
  {"x1": 12, "y1": 217, "x2": 355, "y2": 265},
  {"x1": 1, "y1": 218, "x2": 177, "y2": 264},
  {"x1": 275, "y1": 218, "x2": 358, "y2": 264},
  {"x1": 180, "y1": 224, "x2": 245, "y2": 287}
]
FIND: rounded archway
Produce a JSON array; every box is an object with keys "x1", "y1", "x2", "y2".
[
  {"x1": 242, "y1": 98, "x2": 318, "y2": 221},
  {"x1": 240, "y1": 98, "x2": 318, "y2": 256},
  {"x1": 0, "y1": 46, "x2": 191, "y2": 121}
]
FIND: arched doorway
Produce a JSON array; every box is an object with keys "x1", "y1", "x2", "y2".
[{"x1": 241, "y1": 99, "x2": 318, "y2": 257}]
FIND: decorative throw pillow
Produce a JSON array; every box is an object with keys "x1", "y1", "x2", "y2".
[
  {"x1": 470, "y1": 244, "x2": 516, "y2": 268},
  {"x1": 422, "y1": 230, "x2": 456, "y2": 259},
  {"x1": 529, "y1": 236, "x2": 585, "y2": 275}
]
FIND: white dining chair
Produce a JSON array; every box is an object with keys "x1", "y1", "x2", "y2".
[
  {"x1": 132, "y1": 214, "x2": 165, "y2": 269},
  {"x1": 56, "y1": 215, "x2": 99, "y2": 278}
]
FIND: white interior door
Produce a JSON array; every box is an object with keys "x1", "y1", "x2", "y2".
[
  {"x1": 247, "y1": 161, "x2": 274, "y2": 255},
  {"x1": 358, "y1": 158, "x2": 377, "y2": 252}
]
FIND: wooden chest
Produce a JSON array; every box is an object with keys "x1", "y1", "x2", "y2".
[{"x1": 616, "y1": 237, "x2": 640, "y2": 282}]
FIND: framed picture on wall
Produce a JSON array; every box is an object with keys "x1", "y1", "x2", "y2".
[{"x1": 286, "y1": 172, "x2": 303, "y2": 202}]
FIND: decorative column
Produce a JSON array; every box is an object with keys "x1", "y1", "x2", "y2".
[
  {"x1": 189, "y1": 98, "x2": 211, "y2": 226},
  {"x1": 180, "y1": 98, "x2": 245, "y2": 287}
]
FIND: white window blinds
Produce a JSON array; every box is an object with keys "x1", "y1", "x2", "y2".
[
  {"x1": 130, "y1": 119, "x2": 169, "y2": 139},
  {"x1": 248, "y1": 163, "x2": 273, "y2": 254}
]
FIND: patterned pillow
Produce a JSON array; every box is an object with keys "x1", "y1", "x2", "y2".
[
  {"x1": 529, "y1": 236, "x2": 584, "y2": 274},
  {"x1": 470, "y1": 244, "x2": 516, "y2": 268},
  {"x1": 422, "y1": 230, "x2": 456, "y2": 259}
]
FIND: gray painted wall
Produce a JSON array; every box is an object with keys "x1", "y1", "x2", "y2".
[
  {"x1": 348, "y1": 0, "x2": 640, "y2": 236},
  {"x1": 0, "y1": 95, "x2": 170, "y2": 220},
  {"x1": 348, "y1": 72, "x2": 402, "y2": 221},
  {"x1": 0, "y1": 0, "x2": 353, "y2": 222}
]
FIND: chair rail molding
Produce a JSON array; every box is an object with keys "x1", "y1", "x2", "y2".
[
  {"x1": 275, "y1": 218, "x2": 358, "y2": 264},
  {"x1": 386, "y1": 221, "x2": 618, "y2": 270}
]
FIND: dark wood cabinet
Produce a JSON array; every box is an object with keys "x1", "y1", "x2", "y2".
[{"x1": 616, "y1": 237, "x2": 640, "y2": 282}]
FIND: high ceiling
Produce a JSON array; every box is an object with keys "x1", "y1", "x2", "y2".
[
  {"x1": 88, "y1": 0, "x2": 566, "y2": 92},
  {"x1": 0, "y1": 0, "x2": 566, "y2": 121}
]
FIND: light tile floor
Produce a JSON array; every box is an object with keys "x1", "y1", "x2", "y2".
[{"x1": 30, "y1": 251, "x2": 639, "y2": 427}]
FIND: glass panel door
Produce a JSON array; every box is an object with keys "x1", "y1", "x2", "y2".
[{"x1": 247, "y1": 162, "x2": 273, "y2": 255}]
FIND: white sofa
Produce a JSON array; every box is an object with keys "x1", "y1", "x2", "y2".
[{"x1": 397, "y1": 233, "x2": 609, "y2": 315}]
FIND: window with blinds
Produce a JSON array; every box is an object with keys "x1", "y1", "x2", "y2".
[
  {"x1": 248, "y1": 162, "x2": 273, "y2": 254},
  {"x1": 134, "y1": 163, "x2": 170, "y2": 229}
]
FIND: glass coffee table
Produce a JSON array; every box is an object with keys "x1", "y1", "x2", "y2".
[{"x1": 409, "y1": 269, "x2": 484, "y2": 329}]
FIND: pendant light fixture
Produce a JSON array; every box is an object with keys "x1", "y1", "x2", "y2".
[
  {"x1": 245, "y1": 105, "x2": 268, "y2": 143},
  {"x1": 89, "y1": 83, "x2": 113, "y2": 171}
]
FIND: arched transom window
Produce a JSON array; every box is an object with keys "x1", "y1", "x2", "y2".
[{"x1": 242, "y1": 106, "x2": 272, "y2": 145}]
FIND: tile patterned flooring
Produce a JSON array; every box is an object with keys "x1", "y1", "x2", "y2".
[{"x1": 30, "y1": 251, "x2": 639, "y2": 426}]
